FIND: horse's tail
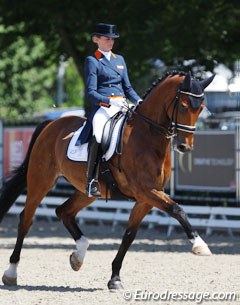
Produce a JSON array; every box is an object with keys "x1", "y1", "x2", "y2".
[{"x1": 0, "y1": 120, "x2": 52, "y2": 222}]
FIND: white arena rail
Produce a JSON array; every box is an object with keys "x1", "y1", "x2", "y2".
[{"x1": 7, "y1": 195, "x2": 240, "y2": 236}]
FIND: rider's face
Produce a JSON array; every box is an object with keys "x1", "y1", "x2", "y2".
[{"x1": 95, "y1": 36, "x2": 115, "y2": 52}]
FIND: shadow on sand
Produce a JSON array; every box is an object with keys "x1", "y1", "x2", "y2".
[{"x1": 0, "y1": 284, "x2": 103, "y2": 293}]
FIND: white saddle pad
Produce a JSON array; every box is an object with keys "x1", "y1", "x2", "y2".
[{"x1": 67, "y1": 116, "x2": 125, "y2": 162}]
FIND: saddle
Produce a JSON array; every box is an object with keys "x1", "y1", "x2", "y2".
[
  {"x1": 101, "y1": 111, "x2": 126, "y2": 154},
  {"x1": 67, "y1": 111, "x2": 128, "y2": 162},
  {"x1": 67, "y1": 111, "x2": 130, "y2": 199}
]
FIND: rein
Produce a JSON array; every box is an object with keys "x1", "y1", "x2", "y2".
[
  {"x1": 129, "y1": 88, "x2": 198, "y2": 139},
  {"x1": 130, "y1": 110, "x2": 176, "y2": 139}
]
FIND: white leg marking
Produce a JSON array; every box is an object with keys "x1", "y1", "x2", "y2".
[
  {"x1": 190, "y1": 235, "x2": 207, "y2": 247},
  {"x1": 76, "y1": 236, "x2": 90, "y2": 262},
  {"x1": 190, "y1": 235, "x2": 212, "y2": 256},
  {"x1": 4, "y1": 263, "x2": 18, "y2": 278}
]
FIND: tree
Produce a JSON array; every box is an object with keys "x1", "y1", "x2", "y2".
[
  {"x1": 0, "y1": 34, "x2": 56, "y2": 117},
  {"x1": 0, "y1": 0, "x2": 240, "y2": 117},
  {"x1": 64, "y1": 58, "x2": 84, "y2": 107}
]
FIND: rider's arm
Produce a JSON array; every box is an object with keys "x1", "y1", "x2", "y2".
[
  {"x1": 120, "y1": 56, "x2": 141, "y2": 104},
  {"x1": 84, "y1": 56, "x2": 110, "y2": 107}
]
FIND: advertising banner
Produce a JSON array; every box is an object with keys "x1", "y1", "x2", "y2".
[
  {"x1": 175, "y1": 131, "x2": 236, "y2": 192},
  {"x1": 3, "y1": 127, "x2": 35, "y2": 177}
]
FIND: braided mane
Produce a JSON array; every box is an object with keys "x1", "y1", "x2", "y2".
[{"x1": 142, "y1": 71, "x2": 186, "y2": 99}]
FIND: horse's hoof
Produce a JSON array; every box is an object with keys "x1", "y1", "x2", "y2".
[
  {"x1": 70, "y1": 252, "x2": 83, "y2": 271},
  {"x1": 2, "y1": 274, "x2": 17, "y2": 286},
  {"x1": 192, "y1": 245, "x2": 212, "y2": 256},
  {"x1": 108, "y1": 277, "x2": 124, "y2": 290}
]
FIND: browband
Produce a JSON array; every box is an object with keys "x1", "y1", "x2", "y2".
[{"x1": 180, "y1": 90, "x2": 204, "y2": 98}]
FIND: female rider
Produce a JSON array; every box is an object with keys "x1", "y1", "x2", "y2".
[{"x1": 80, "y1": 23, "x2": 142, "y2": 197}]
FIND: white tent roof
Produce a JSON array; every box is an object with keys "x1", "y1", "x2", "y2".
[
  {"x1": 204, "y1": 64, "x2": 240, "y2": 92},
  {"x1": 228, "y1": 76, "x2": 240, "y2": 93},
  {"x1": 205, "y1": 74, "x2": 228, "y2": 92}
]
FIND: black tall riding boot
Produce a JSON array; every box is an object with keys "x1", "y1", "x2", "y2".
[{"x1": 86, "y1": 136, "x2": 101, "y2": 197}]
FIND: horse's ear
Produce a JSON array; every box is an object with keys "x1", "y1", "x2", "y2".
[
  {"x1": 200, "y1": 74, "x2": 215, "y2": 89},
  {"x1": 181, "y1": 71, "x2": 192, "y2": 91}
]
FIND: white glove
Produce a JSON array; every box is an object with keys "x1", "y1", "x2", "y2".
[
  {"x1": 121, "y1": 103, "x2": 128, "y2": 113},
  {"x1": 109, "y1": 97, "x2": 126, "y2": 108},
  {"x1": 122, "y1": 99, "x2": 129, "y2": 110}
]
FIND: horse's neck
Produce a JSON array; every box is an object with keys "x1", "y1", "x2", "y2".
[
  {"x1": 132, "y1": 78, "x2": 180, "y2": 157},
  {"x1": 138, "y1": 79, "x2": 177, "y2": 125}
]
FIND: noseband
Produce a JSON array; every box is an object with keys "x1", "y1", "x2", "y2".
[
  {"x1": 130, "y1": 88, "x2": 202, "y2": 139},
  {"x1": 170, "y1": 89, "x2": 200, "y2": 135}
]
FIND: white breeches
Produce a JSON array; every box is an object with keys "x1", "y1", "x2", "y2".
[{"x1": 92, "y1": 105, "x2": 121, "y2": 143}]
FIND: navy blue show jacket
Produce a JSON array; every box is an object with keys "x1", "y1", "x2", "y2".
[{"x1": 77, "y1": 50, "x2": 141, "y2": 145}]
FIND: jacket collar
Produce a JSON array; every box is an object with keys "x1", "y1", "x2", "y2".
[
  {"x1": 94, "y1": 49, "x2": 103, "y2": 60},
  {"x1": 94, "y1": 49, "x2": 117, "y2": 60},
  {"x1": 94, "y1": 50, "x2": 119, "y2": 74}
]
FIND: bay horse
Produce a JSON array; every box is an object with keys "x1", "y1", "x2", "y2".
[{"x1": 0, "y1": 71, "x2": 214, "y2": 289}]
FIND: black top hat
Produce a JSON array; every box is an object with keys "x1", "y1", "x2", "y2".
[{"x1": 92, "y1": 23, "x2": 120, "y2": 38}]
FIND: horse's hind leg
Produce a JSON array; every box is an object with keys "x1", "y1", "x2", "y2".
[
  {"x1": 2, "y1": 168, "x2": 57, "y2": 285},
  {"x1": 55, "y1": 191, "x2": 95, "y2": 271},
  {"x1": 108, "y1": 201, "x2": 152, "y2": 290}
]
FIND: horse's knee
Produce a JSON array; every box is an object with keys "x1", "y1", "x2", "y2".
[
  {"x1": 167, "y1": 202, "x2": 186, "y2": 219},
  {"x1": 123, "y1": 229, "x2": 137, "y2": 244},
  {"x1": 18, "y1": 210, "x2": 33, "y2": 234}
]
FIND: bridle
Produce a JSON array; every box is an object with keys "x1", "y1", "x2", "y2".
[
  {"x1": 129, "y1": 87, "x2": 203, "y2": 139},
  {"x1": 170, "y1": 89, "x2": 201, "y2": 135}
]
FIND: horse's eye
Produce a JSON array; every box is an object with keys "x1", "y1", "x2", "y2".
[{"x1": 179, "y1": 104, "x2": 187, "y2": 113}]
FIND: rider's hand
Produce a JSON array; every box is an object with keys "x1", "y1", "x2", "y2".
[
  {"x1": 109, "y1": 97, "x2": 126, "y2": 108},
  {"x1": 121, "y1": 100, "x2": 129, "y2": 113},
  {"x1": 123, "y1": 99, "x2": 129, "y2": 108},
  {"x1": 129, "y1": 99, "x2": 142, "y2": 112}
]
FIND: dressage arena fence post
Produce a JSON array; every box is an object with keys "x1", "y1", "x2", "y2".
[
  {"x1": 7, "y1": 195, "x2": 240, "y2": 237},
  {"x1": 236, "y1": 117, "x2": 240, "y2": 203},
  {"x1": 0, "y1": 119, "x2": 3, "y2": 189}
]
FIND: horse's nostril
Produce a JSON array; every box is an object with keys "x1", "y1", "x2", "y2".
[
  {"x1": 177, "y1": 144, "x2": 187, "y2": 153},
  {"x1": 177, "y1": 144, "x2": 192, "y2": 153}
]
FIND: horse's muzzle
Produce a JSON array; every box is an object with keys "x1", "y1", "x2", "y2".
[
  {"x1": 174, "y1": 133, "x2": 194, "y2": 153},
  {"x1": 175, "y1": 143, "x2": 193, "y2": 153}
]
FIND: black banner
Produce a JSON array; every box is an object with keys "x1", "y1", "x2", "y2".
[{"x1": 176, "y1": 131, "x2": 236, "y2": 192}]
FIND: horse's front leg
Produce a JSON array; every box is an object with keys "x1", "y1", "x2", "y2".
[
  {"x1": 108, "y1": 201, "x2": 152, "y2": 290},
  {"x1": 150, "y1": 190, "x2": 212, "y2": 255}
]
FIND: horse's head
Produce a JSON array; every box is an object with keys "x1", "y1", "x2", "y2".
[
  {"x1": 166, "y1": 72, "x2": 214, "y2": 153},
  {"x1": 133, "y1": 71, "x2": 214, "y2": 154}
]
